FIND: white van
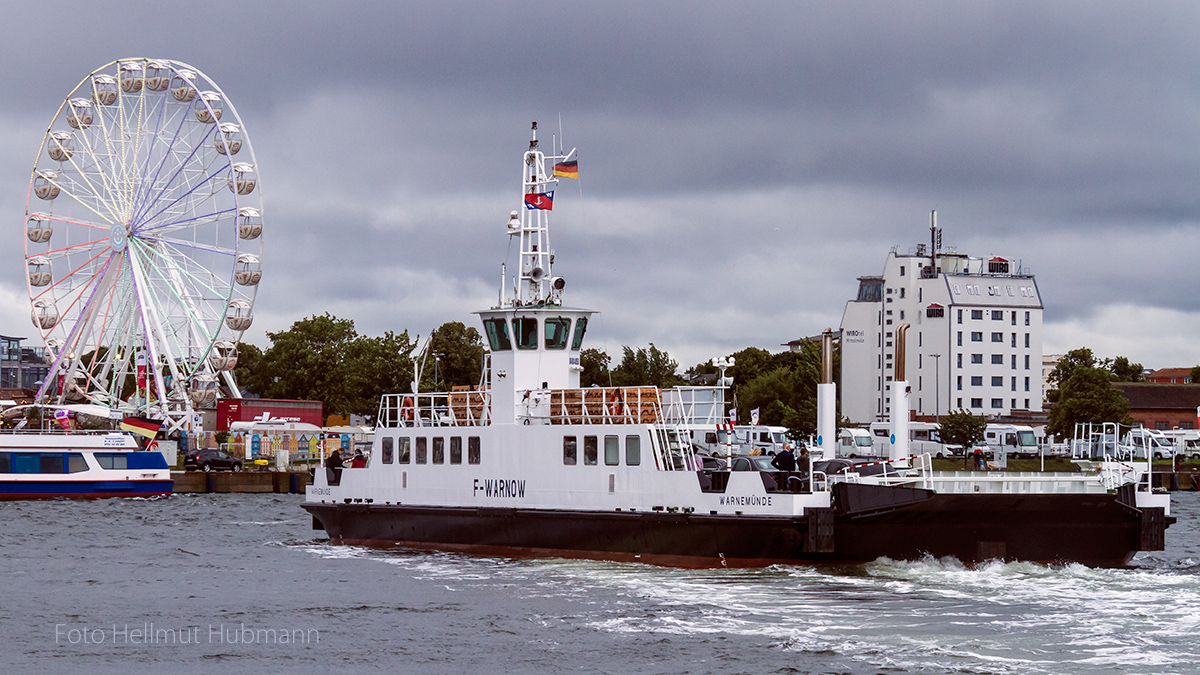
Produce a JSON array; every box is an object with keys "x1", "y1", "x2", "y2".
[
  {"x1": 867, "y1": 421, "x2": 957, "y2": 458},
  {"x1": 1123, "y1": 428, "x2": 1176, "y2": 461},
  {"x1": 984, "y1": 424, "x2": 1040, "y2": 460},
  {"x1": 838, "y1": 427, "x2": 877, "y2": 458}
]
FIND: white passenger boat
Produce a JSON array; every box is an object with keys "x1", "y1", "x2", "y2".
[
  {"x1": 0, "y1": 431, "x2": 172, "y2": 500},
  {"x1": 303, "y1": 123, "x2": 1171, "y2": 567}
]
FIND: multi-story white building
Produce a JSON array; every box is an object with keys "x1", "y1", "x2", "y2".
[{"x1": 839, "y1": 229, "x2": 1044, "y2": 424}]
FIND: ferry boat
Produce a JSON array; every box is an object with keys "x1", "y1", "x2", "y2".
[
  {"x1": 303, "y1": 123, "x2": 1172, "y2": 567},
  {"x1": 0, "y1": 431, "x2": 172, "y2": 500}
]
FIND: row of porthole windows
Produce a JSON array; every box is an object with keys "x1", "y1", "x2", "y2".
[
  {"x1": 379, "y1": 436, "x2": 481, "y2": 465},
  {"x1": 564, "y1": 435, "x2": 641, "y2": 466},
  {"x1": 482, "y1": 316, "x2": 587, "y2": 352}
]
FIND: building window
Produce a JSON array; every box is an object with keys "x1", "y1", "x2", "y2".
[
  {"x1": 1025, "y1": 354, "x2": 1031, "y2": 370},
  {"x1": 958, "y1": 309, "x2": 963, "y2": 324},
  {"x1": 1025, "y1": 311, "x2": 1030, "y2": 326},
  {"x1": 1024, "y1": 377, "x2": 1030, "y2": 391},
  {"x1": 972, "y1": 376, "x2": 983, "y2": 386},
  {"x1": 1025, "y1": 333, "x2": 1030, "y2": 348},
  {"x1": 957, "y1": 376, "x2": 963, "y2": 390},
  {"x1": 957, "y1": 332, "x2": 963, "y2": 346},
  {"x1": 971, "y1": 398, "x2": 983, "y2": 408},
  {"x1": 957, "y1": 397, "x2": 963, "y2": 408},
  {"x1": 1012, "y1": 398, "x2": 1018, "y2": 409},
  {"x1": 991, "y1": 332, "x2": 1003, "y2": 342},
  {"x1": 972, "y1": 310, "x2": 983, "y2": 320},
  {"x1": 900, "y1": 266, "x2": 906, "y2": 276},
  {"x1": 1024, "y1": 398, "x2": 1030, "y2": 409},
  {"x1": 900, "y1": 287, "x2": 905, "y2": 298},
  {"x1": 991, "y1": 398, "x2": 1003, "y2": 409},
  {"x1": 991, "y1": 354, "x2": 1003, "y2": 365},
  {"x1": 992, "y1": 310, "x2": 1003, "y2": 320},
  {"x1": 1182, "y1": 422, "x2": 1195, "y2": 430},
  {"x1": 1011, "y1": 312, "x2": 1017, "y2": 326},
  {"x1": 958, "y1": 354, "x2": 963, "y2": 368},
  {"x1": 1011, "y1": 354, "x2": 1017, "y2": 369},
  {"x1": 991, "y1": 376, "x2": 1003, "y2": 386},
  {"x1": 972, "y1": 354, "x2": 983, "y2": 364},
  {"x1": 1011, "y1": 333, "x2": 1017, "y2": 348},
  {"x1": 1011, "y1": 377, "x2": 1017, "y2": 391},
  {"x1": 1156, "y1": 421, "x2": 1170, "y2": 431},
  {"x1": 900, "y1": 310, "x2": 905, "y2": 320},
  {"x1": 972, "y1": 332, "x2": 983, "y2": 342}
]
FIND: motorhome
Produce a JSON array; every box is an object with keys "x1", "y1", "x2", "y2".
[
  {"x1": 983, "y1": 424, "x2": 1040, "y2": 461},
  {"x1": 868, "y1": 421, "x2": 956, "y2": 458},
  {"x1": 1123, "y1": 427, "x2": 1176, "y2": 461},
  {"x1": 838, "y1": 427, "x2": 877, "y2": 458},
  {"x1": 1161, "y1": 429, "x2": 1200, "y2": 459}
]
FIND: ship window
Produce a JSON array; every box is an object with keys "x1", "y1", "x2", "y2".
[
  {"x1": 0, "y1": 452, "x2": 9, "y2": 473},
  {"x1": 432, "y1": 437, "x2": 445, "y2": 464},
  {"x1": 398, "y1": 438, "x2": 411, "y2": 464},
  {"x1": 544, "y1": 317, "x2": 570, "y2": 349},
  {"x1": 381, "y1": 437, "x2": 394, "y2": 464},
  {"x1": 563, "y1": 436, "x2": 577, "y2": 465},
  {"x1": 584, "y1": 436, "x2": 598, "y2": 465},
  {"x1": 625, "y1": 435, "x2": 641, "y2": 466},
  {"x1": 604, "y1": 435, "x2": 619, "y2": 465},
  {"x1": 40, "y1": 454, "x2": 65, "y2": 474},
  {"x1": 7, "y1": 452, "x2": 34, "y2": 474},
  {"x1": 468, "y1": 437, "x2": 480, "y2": 464},
  {"x1": 67, "y1": 453, "x2": 87, "y2": 473},
  {"x1": 483, "y1": 318, "x2": 512, "y2": 351},
  {"x1": 96, "y1": 453, "x2": 128, "y2": 470},
  {"x1": 450, "y1": 437, "x2": 462, "y2": 464},
  {"x1": 415, "y1": 438, "x2": 427, "y2": 464},
  {"x1": 515, "y1": 317, "x2": 538, "y2": 349},
  {"x1": 571, "y1": 317, "x2": 588, "y2": 350}
]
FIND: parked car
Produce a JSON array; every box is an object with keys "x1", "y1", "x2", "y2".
[{"x1": 185, "y1": 449, "x2": 243, "y2": 472}]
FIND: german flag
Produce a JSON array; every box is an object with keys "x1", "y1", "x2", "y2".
[
  {"x1": 553, "y1": 149, "x2": 578, "y2": 179},
  {"x1": 553, "y1": 159, "x2": 578, "y2": 179},
  {"x1": 121, "y1": 415, "x2": 163, "y2": 439}
]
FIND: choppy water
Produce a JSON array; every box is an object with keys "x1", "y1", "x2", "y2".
[{"x1": 3, "y1": 491, "x2": 1198, "y2": 674}]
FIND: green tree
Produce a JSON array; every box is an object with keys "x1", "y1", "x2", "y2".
[
  {"x1": 1191, "y1": 365, "x2": 1200, "y2": 385},
  {"x1": 1107, "y1": 356, "x2": 1144, "y2": 382},
  {"x1": 424, "y1": 322, "x2": 483, "y2": 389},
  {"x1": 255, "y1": 313, "x2": 359, "y2": 418},
  {"x1": 610, "y1": 344, "x2": 684, "y2": 388},
  {"x1": 1046, "y1": 366, "x2": 1132, "y2": 439},
  {"x1": 232, "y1": 342, "x2": 264, "y2": 396},
  {"x1": 728, "y1": 347, "x2": 773, "y2": 386},
  {"x1": 937, "y1": 409, "x2": 988, "y2": 448},
  {"x1": 1047, "y1": 348, "x2": 1097, "y2": 392},
  {"x1": 344, "y1": 330, "x2": 416, "y2": 421},
  {"x1": 732, "y1": 339, "x2": 832, "y2": 440},
  {"x1": 579, "y1": 348, "x2": 611, "y2": 387}
]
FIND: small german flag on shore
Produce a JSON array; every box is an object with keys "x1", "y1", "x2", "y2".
[
  {"x1": 121, "y1": 415, "x2": 163, "y2": 439},
  {"x1": 553, "y1": 149, "x2": 578, "y2": 179}
]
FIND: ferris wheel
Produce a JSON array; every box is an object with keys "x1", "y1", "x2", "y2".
[{"x1": 24, "y1": 58, "x2": 263, "y2": 427}]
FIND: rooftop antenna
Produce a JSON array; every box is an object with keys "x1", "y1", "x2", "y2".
[{"x1": 931, "y1": 209, "x2": 942, "y2": 255}]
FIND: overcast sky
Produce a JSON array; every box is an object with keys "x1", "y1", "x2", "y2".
[{"x1": 3, "y1": 1, "x2": 1200, "y2": 372}]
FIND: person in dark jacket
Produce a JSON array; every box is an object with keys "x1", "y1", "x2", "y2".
[
  {"x1": 326, "y1": 449, "x2": 345, "y2": 485},
  {"x1": 771, "y1": 444, "x2": 797, "y2": 472}
]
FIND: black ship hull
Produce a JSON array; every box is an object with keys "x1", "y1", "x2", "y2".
[{"x1": 303, "y1": 482, "x2": 1169, "y2": 568}]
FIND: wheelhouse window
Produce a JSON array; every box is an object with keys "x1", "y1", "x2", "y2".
[
  {"x1": 571, "y1": 316, "x2": 588, "y2": 349},
  {"x1": 515, "y1": 317, "x2": 538, "y2": 349},
  {"x1": 381, "y1": 437, "x2": 394, "y2": 464},
  {"x1": 483, "y1": 318, "x2": 512, "y2": 351},
  {"x1": 450, "y1": 437, "x2": 462, "y2": 464},
  {"x1": 432, "y1": 438, "x2": 445, "y2": 464},
  {"x1": 604, "y1": 436, "x2": 619, "y2": 466},
  {"x1": 625, "y1": 435, "x2": 641, "y2": 466},
  {"x1": 544, "y1": 317, "x2": 571, "y2": 349},
  {"x1": 415, "y1": 437, "x2": 427, "y2": 464},
  {"x1": 468, "y1": 436, "x2": 480, "y2": 464},
  {"x1": 563, "y1": 436, "x2": 577, "y2": 465},
  {"x1": 398, "y1": 437, "x2": 411, "y2": 463},
  {"x1": 584, "y1": 436, "x2": 598, "y2": 465}
]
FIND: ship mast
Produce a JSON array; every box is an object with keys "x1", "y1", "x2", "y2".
[{"x1": 505, "y1": 121, "x2": 570, "y2": 307}]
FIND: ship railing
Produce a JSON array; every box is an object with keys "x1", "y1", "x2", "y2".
[
  {"x1": 826, "y1": 453, "x2": 934, "y2": 490},
  {"x1": 647, "y1": 424, "x2": 701, "y2": 471},
  {"x1": 377, "y1": 389, "x2": 491, "y2": 428},
  {"x1": 660, "y1": 386, "x2": 726, "y2": 426},
  {"x1": 811, "y1": 470, "x2": 829, "y2": 493},
  {"x1": 542, "y1": 386, "x2": 662, "y2": 425}
]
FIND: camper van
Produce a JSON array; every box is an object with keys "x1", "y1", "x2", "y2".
[
  {"x1": 1161, "y1": 429, "x2": 1200, "y2": 459},
  {"x1": 685, "y1": 425, "x2": 791, "y2": 456},
  {"x1": 867, "y1": 421, "x2": 957, "y2": 458},
  {"x1": 983, "y1": 424, "x2": 1040, "y2": 460},
  {"x1": 1123, "y1": 427, "x2": 1176, "y2": 461},
  {"x1": 838, "y1": 427, "x2": 877, "y2": 458}
]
